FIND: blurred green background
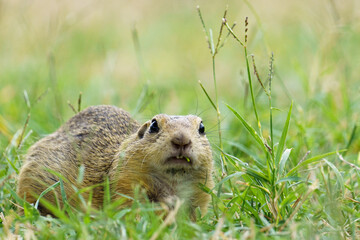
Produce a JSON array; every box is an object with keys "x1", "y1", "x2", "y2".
[{"x1": 0, "y1": 0, "x2": 359, "y2": 158}]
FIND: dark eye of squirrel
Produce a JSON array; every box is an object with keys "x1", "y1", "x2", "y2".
[
  {"x1": 149, "y1": 119, "x2": 160, "y2": 133},
  {"x1": 199, "y1": 122, "x2": 205, "y2": 134}
]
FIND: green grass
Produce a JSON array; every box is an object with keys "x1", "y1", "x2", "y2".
[{"x1": 1, "y1": 1, "x2": 360, "y2": 239}]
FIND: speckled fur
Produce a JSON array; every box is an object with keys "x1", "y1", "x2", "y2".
[{"x1": 17, "y1": 105, "x2": 214, "y2": 218}]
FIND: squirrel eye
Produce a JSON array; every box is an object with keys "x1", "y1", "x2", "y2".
[
  {"x1": 149, "y1": 119, "x2": 160, "y2": 133},
  {"x1": 199, "y1": 122, "x2": 205, "y2": 134}
]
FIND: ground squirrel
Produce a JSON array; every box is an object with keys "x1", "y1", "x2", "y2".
[{"x1": 17, "y1": 105, "x2": 214, "y2": 218}]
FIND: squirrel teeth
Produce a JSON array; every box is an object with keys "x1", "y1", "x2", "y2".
[{"x1": 174, "y1": 156, "x2": 191, "y2": 163}]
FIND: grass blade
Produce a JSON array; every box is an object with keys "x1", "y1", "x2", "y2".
[
  {"x1": 245, "y1": 168, "x2": 269, "y2": 182},
  {"x1": 278, "y1": 148, "x2": 292, "y2": 177},
  {"x1": 244, "y1": 47, "x2": 261, "y2": 131},
  {"x1": 199, "y1": 81, "x2": 217, "y2": 111},
  {"x1": 216, "y1": 172, "x2": 246, "y2": 189},
  {"x1": 104, "y1": 177, "x2": 111, "y2": 207},
  {"x1": 276, "y1": 176, "x2": 302, "y2": 185},
  {"x1": 275, "y1": 102, "x2": 293, "y2": 168},
  {"x1": 3, "y1": 153, "x2": 19, "y2": 174},
  {"x1": 324, "y1": 159, "x2": 345, "y2": 197},
  {"x1": 227, "y1": 104, "x2": 266, "y2": 153},
  {"x1": 251, "y1": 184, "x2": 271, "y2": 195},
  {"x1": 223, "y1": 20, "x2": 244, "y2": 46},
  {"x1": 344, "y1": 124, "x2": 357, "y2": 156},
  {"x1": 287, "y1": 150, "x2": 346, "y2": 176},
  {"x1": 227, "y1": 141, "x2": 264, "y2": 167},
  {"x1": 35, "y1": 181, "x2": 60, "y2": 209},
  {"x1": 38, "y1": 197, "x2": 71, "y2": 222}
]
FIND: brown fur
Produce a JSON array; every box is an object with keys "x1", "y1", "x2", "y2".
[{"x1": 17, "y1": 105, "x2": 214, "y2": 218}]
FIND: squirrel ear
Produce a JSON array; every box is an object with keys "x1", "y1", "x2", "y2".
[{"x1": 137, "y1": 121, "x2": 150, "y2": 139}]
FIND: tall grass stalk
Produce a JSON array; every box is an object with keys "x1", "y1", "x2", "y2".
[
  {"x1": 223, "y1": 18, "x2": 262, "y2": 136},
  {"x1": 268, "y1": 53, "x2": 275, "y2": 159},
  {"x1": 197, "y1": 6, "x2": 229, "y2": 176}
]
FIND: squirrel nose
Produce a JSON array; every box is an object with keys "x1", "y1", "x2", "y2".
[{"x1": 171, "y1": 133, "x2": 191, "y2": 151}]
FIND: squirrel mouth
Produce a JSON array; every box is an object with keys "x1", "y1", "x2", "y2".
[{"x1": 166, "y1": 156, "x2": 192, "y2": 165}]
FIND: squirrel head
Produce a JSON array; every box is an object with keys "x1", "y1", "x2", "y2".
[{"x1": 120, "y1": 114, "x2": 213, "y2": 179}]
